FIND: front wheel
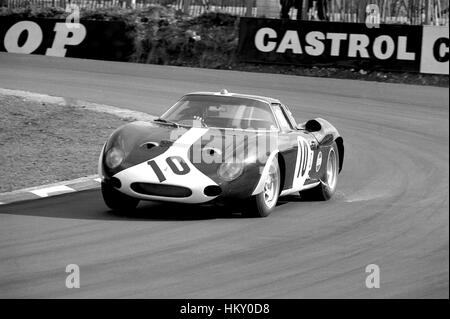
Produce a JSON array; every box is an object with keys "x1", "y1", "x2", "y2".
[
  {"x1": 244, "y1": 159, "x2": 280, "y2": 218},
  {"x1": 300, "y1": 142, "x2": 339, "y2": 201},
  {"x1": 101, "y1": 182, "x2": 139, "y2": 213}
]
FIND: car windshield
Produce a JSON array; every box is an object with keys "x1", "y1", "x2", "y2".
[{"x1": 160, "y1": 95, "x2": 278, "y2": 130}]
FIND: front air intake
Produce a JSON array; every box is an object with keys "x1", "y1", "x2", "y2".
[
  {"x1": 204, "y1": 185, "x2": 222, "y2": 197},
  {"x1": 130, "y1": 183, "x2": 192, "y2": 198}
]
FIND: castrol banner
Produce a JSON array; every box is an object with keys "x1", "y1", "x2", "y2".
[{"x1": 238, "y1": 17, "x2": 448, "y2": 75}]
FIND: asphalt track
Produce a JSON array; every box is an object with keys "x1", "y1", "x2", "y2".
[{"x1": 0, "y1": 53, "x2": 448, "y2": 298}]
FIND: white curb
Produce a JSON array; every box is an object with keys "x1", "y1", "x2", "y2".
[
  {"x1": 0, "y1": 88, "x2": 156, "y2": 122},
  {"x1": 0, "y1": 175, "x2": 102, "y2": 205}
]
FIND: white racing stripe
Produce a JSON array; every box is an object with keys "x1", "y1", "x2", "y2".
[
  {"x1": 115, "y1": 127, "x2": 219, "y2": 204},
  {"x1": 171, "y1": 127, "x2": 209, "y2": 146}
]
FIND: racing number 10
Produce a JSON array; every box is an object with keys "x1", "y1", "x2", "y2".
[
  {"x1": 296, "y1": 138, "x2": 309, "y2": 180},
  {"x1": 148, "y1": 156, "x2": 190, "y2": 182}
]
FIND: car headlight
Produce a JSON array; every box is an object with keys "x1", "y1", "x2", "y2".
[
  {"x1": 105, "y1": 147, "x2": 125, "y2": 169},
  {"x1": 217, "y1": 162, "x2": 244, "y2": 181}
]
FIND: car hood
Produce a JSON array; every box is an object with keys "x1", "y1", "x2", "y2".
[{"x1": 102, "y1": 121, "x2": 277, "y2": 176}]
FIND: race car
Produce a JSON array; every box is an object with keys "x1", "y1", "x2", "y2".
[{"x1": 98, "y1": 90, "x2": 344, "y2": 217}]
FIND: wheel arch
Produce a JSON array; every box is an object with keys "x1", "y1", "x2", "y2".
[
  {"x1": 276, "y1": 152, "x2": 287, "y2": 194},
  {"x1": 251, "y1": 150, "x2": 282, "y2": 196},
  {"x1": 335, "y1": 136, "x2": 344, "y2": 173}
]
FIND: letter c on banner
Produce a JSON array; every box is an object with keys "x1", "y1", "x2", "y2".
[
  {"x1": 4, "y1": 21, "x2": 43, "y2": 54},
  {"x1": 254, "y1": 27, "x2": 277, "y2": 53},
  {"x1": 420, "y1": 26, "x2": 449, "y2": 75},
  {"x1": 433, "y1": 37, "x2": 450, "y2": 63}
]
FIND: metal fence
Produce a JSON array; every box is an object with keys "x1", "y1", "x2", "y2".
[
  {"x1": 323, "y1": 0, "x2": 449, "y2": 25},
  {"x1": 1, "y1": 0, "x2": 255, "y2": 16},
  {"x1": 1, "y1": 0, "x2": 448, "y2": 25}
]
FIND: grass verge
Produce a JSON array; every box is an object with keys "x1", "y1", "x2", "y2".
[{"x1": 0, "y1": 95, "x2": 131, "y2": 192}]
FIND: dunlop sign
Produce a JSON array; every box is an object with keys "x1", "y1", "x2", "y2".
[{"x1": 0, "y1": 17, "x2": 134, "y2": 62}]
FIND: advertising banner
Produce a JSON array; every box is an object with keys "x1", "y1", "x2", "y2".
[
  {"x1": 238, "y1": 18, "x2": 423, "y2": 73},
  {"x1": 420, "y1": 26, "x2": 449, "y2": 75},
  {"x1": 0, "y1": 17, "x2": 134, "y2": 61}
]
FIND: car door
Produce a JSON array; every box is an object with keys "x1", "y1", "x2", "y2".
[{"x1": 272, "y1": 103, "x2": 315, "y2": 193}]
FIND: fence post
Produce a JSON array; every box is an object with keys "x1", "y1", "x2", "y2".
[
  {"x1": 183, "y1": 0, "x2": 191, "y2": 15},
  {"x1": 302, "y1": 0, "x2": 308, "y2": 20},
  {"x1": 245, "y1": 0, "x2": 253, "y2": 17},
  {"x1": 425, "y1": 0, "x2": 430, "y2": 25},
  {"x1": 358, "y1": 0, "x2": 369, "y2": 23}
]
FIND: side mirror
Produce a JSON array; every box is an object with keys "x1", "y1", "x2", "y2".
[{"x1": 299, "y1": 119, "x2": 322, "y2": 132}]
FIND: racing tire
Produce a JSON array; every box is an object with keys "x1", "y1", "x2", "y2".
[
  {"x1": 101, "y1": 182, "x2": 139, "y2": 213},
  {"x1": 300, "y1": 142, "x2": 339, "y2": 201},
  {"x1": 244, "y1": 158, "x2": 281, "y2": 218}
]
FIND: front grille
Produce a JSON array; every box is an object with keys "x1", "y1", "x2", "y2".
[{"x1": 130, "y1": 183, "x2": 192, "y2": 198}]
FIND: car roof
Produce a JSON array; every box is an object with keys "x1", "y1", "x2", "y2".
[{"x1": 184, "y1": 90, "x2": 282, "y2": 105}]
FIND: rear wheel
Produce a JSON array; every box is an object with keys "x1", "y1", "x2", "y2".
[
  {"x1": 300, "y1": 142, "x2": 339, "y2": 201},
  {"x1": 244, "y1": 159, "x2": 280, "y2": 218},
  {"x1": 101, "y1": 182, "x2": 139, "y2": 213}
]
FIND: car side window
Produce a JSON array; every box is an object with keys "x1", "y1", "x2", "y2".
[
  {"x1": 272, "y1": 104, "x2": 293, "y2": 131},
  {"x1": 282, "y1": 105, "x2": 298, "y2": 128}
]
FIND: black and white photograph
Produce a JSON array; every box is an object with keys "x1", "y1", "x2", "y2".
[{"x1": 0, "y1": 0, "x2": 448, "y2": 306}]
